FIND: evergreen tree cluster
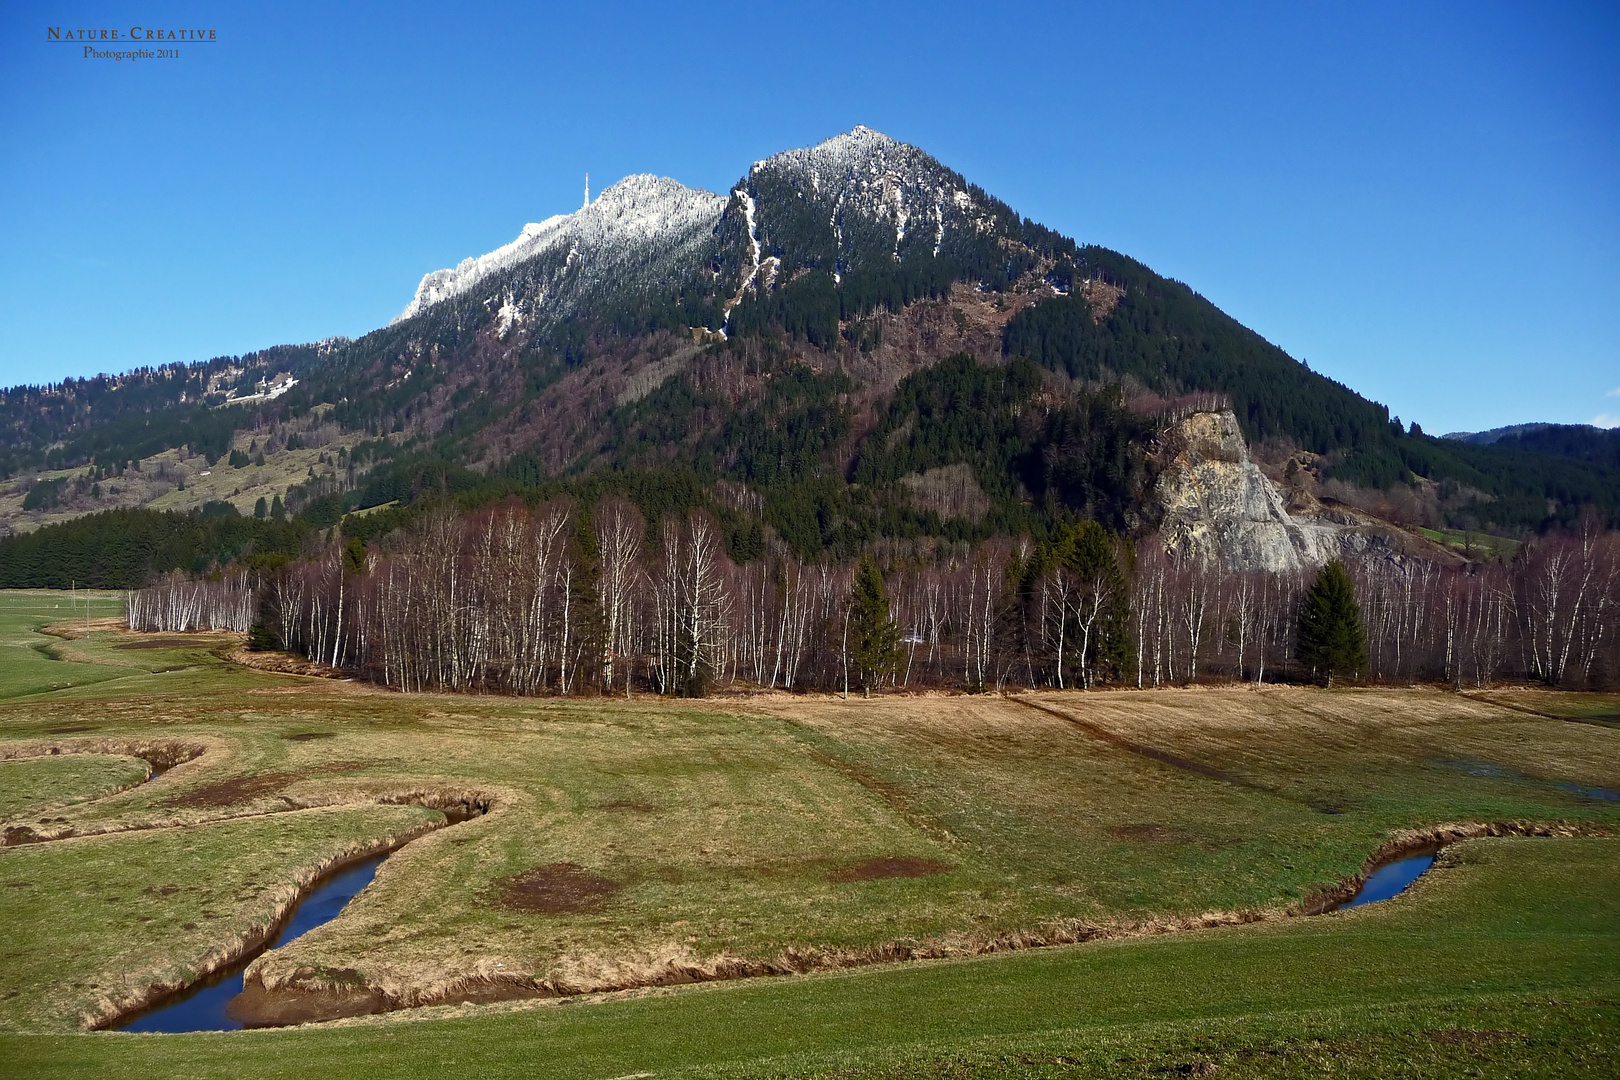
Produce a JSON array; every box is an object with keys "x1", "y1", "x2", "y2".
[
  {"x1": 850, "y1": 553, "x2": 901, "y2": 696},
  {"x1": 0, "y1": 507, "x2": 306, "y2": 589},
  {"x1": 0, "y1": 344, "x2": 318, "y2": 475},
  {"x1": 1001, "y1": 252, "x2": 1398, "y2": 476},
  {"x1": 854, "y1": 354, "x2": 1157, "y2": 533}
]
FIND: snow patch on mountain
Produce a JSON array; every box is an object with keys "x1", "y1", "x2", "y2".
[
  {"x1": 493, "y1": 291, "x2": 523, "y2": 338},
  {"x1": 395, "y1": 175, "x2": 726, "y2": 326},
  {"x1": 721, "y1": 187, "x2": 780, "y2": 330},
  {"x1": 396, "y1": 215, "x2": 569, "y2": 324}
]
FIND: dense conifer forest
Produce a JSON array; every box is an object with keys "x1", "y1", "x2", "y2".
[{"x1": 0, "y1": 506, "x2": 304, "y2": 589}]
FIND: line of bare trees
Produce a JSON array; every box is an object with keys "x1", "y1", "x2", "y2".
[
  {"x1": 128, "y1": 499, "x2": 1620, "y2": 693},
  {"x1": 125, "y1": 569, "x2": 256, "y2": 632}
]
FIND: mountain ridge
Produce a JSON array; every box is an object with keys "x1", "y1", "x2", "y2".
[
  {"x1": 1, "y1": 127, "x2": 1616, "y2": 552},
  {"x1": 394, "y1": 174, "x2": 728, "y2": 329}
]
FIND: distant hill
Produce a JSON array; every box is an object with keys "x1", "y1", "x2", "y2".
[
  {"x1": 2, "y1": 127, "x2": 1616, "y2": 559},
  {"x1": 1444, "y1": 423, "x2": 1563, "y2": 444},
  {"x1": 1446, "y1": 423, "x2": 1620, "y2": 465}
]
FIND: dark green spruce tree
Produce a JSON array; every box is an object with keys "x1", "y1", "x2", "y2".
[
  {"x1": 1035, "y1": 521, "x2": 1130, "y2": 688},
  {"x1": 850, "y1": 554, "x2": 901, "y2": 697},
  {"x1": 1297, "y1": 559, "x2": 1367, "y2": 687}
]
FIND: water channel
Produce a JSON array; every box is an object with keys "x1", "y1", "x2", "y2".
[
  {"x1": 119, "y1": 854, "x2": 387, "y2": 1033},
  {"x1": 115, "y1": 840, "x2": 1444, "y2": 1032},
  {"x1": 1334, "y1": 848, "x2": 1439, "y2": 910}
]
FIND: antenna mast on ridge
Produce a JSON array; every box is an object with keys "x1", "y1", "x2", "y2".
[{"x1": 584, "y1": 173, "x2": 590, "y2": 209}]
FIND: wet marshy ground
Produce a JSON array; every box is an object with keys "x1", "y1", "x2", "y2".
[{"x1": 1430, "y1": 758, "x2": 1619, "y2": 803}]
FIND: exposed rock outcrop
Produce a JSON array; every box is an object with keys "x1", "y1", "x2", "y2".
[
  {"x1": 1148, "y1": 410, "x2": 1459, "y2": 572},
  {"x1": 1150, "y1": 410, "x2": 1327, "y2": 571}
]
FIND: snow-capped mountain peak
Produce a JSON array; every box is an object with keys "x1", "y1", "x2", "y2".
[
  {"x1": 390, "y1": 129, "x2": 1015, "y2": 335},
  {"x1": 394, "y1": 175, "x2": 725, "y2": 326},
  {"x1": 721, "y1": 127, "x2": 996, "y2": 284}
]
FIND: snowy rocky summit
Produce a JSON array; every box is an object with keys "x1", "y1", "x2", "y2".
[
  {"x1": 394, "y1": 174, "x2": 727, "y2": 328},
  {"x1": 394, "y1": 216, "x2": 570, "y2": 324},
  {"x1": 392, "y1": 128, "x2": 1006, "y2": 334},
  {"x1": 741, "y1": 125, "x2": 991, "y2": 272}
]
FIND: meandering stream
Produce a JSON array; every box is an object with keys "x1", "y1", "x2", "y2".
[
  {"x1": 119, "y1": 854, "x2": 388, "y2": 1033},
  {"x1": 115, "y1": 838, "x2": 1445, "y2": 1033}
]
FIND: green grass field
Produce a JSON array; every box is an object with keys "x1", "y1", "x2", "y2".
[
  {"x1": 2, "y1": 838, "x2": 1615, "y2": 1078},
  {"x1": 1419, "y1": 526, "x2": 1522, "y2": 561},
  {"x1": 0, "y1": 590, "x2": 1616, "y2": 1076},
  {"x1": 0, "y1": 591, "x2": 131, "y2": 698},
  {"x1": 0, "y1": 753, "x2": 149, "y2": 820}
]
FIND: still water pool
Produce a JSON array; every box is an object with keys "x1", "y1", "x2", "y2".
[{"x1": 1337, "y1": 850, "x2": 1438, "y2": 910}]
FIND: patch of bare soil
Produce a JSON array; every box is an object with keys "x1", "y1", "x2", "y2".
[
  {"x1": 227, "y1": 978, "x2": 390, "y2": 1028},
  {"x1": 1108, "y1": 824, "x2": 1201, "y2": 843},
  {"x1": 1424, "y1": 1029, "x2": 1524, "y2": 1045},
  {"x1": 829, "y1": 856, "x2": 954, "y2": 882},
  {"x1": 157, "y1": 763, "x2": 370, "y2": 809},
  {"x1": 1076, "y1": 277, "x2": 1125, "y2": 322},
  {"x1": 114, "y1": 638, "x2": 202, "y2": 651},
  {"x1": 157, "y1": 772, "x2": 299, "y2": 808},
  {"x1": 496, "y1": 863, "x2": 622, "y2": 913},
  {"x1": 228, "y1": 972, "x2": 546, "y2": 1028},
  {"x1": 284, "y1": 732, "x2": 335, "y2": 742}
]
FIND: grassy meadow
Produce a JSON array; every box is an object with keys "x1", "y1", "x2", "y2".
[
  {"x1": 0, "y1": 753, "x2": 149, "y2": 820},
  {"x1": 0, "y1": 591, "x2": 130, "y2": 698},
  {"x1": 0, "y1": 589, "x2": 1616, "y2": 1076}
]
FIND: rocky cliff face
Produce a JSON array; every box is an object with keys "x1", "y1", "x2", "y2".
[
  {"x1": 1149, "y1": 410, "x2": 1455, "y2": 572},
  {"x1": 1150, "y1": 410, "x2": 1325, "y2": 571}
]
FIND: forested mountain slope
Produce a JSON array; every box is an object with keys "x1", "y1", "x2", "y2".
[{"x1": 2, "y1": 128, "x2": 1615, "y2": 561}]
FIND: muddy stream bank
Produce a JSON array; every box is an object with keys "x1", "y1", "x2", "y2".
[{"x1": 1, "y1": 742, "x2": 204, "y2": 846}]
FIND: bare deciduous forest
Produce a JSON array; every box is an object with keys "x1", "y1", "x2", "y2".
[{"x1": 128, "y1": 499, "x2": 1620, "y2": 694}]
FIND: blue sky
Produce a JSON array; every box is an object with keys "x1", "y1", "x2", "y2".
[{"x1": 2, "y1": 1, "x2": 1615, "y2": 433}]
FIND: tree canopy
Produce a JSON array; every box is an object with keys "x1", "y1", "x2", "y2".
[
  {"x1": 850, "y1": 553, "x2": 901, "y2": 696},
  {"x1": 1297, "y1": 559, "x2": 1368, "y2": 686}
]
